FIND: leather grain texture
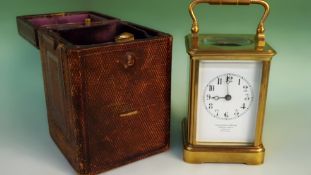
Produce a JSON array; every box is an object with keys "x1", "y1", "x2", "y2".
[{"x1": 35, "y1": 18, "x2": 172, "y2": 175}]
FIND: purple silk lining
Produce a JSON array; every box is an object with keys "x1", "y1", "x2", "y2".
[
  {"x1": 58, "y1": 22, "x2": 154, "y2": 45},
  {"x1": 27, "y1": 13, "x2": 156, "y2": 45},
  {"x1": 59, "y1": 22, "x2": 118, "y2": 45},
  {"x1": 29, "y1": 14, "x2": 101, "y2": 27}
]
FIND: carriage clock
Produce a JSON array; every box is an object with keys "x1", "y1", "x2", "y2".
[{"x1": 183, "y1": 0, "x2": 276, "y2": 164}]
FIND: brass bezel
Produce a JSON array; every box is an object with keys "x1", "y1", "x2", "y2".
[{"x1": 187, "y1": 55, "x2": 272, "y2": 147}]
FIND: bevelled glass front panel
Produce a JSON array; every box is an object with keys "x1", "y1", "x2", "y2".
[{"x1": 196, "y1": 60, "x2": 263, "y2": 144}]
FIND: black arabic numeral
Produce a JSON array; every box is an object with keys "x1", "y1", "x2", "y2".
[
  {"x1": 244, "y1": 94, "x2": 250, "y2": 101},
  {"x1": 226, "y1": 74, "x2": 233, "y2": 83},
  {"x1": 243, "y1": 85, "x2": 249, "y2": 92},
  {"x1": 224, "y1": 112, "x2": 229, "y2": 118},
  {"x1": 234, "y1": 109, "x2": 240, "y2": 116},
  {"x1": 206, "y1": 94, "x2": 211, "y2": 100},
  {"x1": 215, "y1": 109, "x2": 219, "y2": 117},
  {"x1": 241, "y1": 103, "x2": 246, "y2": 109},
  {"x1": 217, "y1": 78, "x2": 222, "y2": 85},
  {"x1": 208, "y1": 103, "x2": 213, "y2": 109}
]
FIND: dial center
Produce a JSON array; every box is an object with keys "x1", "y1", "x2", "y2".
[{"x1": 225, "y1": 95, "x2": 232, "y2": 101}]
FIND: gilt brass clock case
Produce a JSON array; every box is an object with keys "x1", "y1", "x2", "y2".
[{"x1": 183, "y1": 0, "x2": 276, "y2": 165}]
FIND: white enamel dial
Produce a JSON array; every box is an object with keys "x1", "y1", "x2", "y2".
[
  {"x1": 203, "y1": 73, "x2": 254, "y2": 120},
  {"x1": 196, "y1": 61, "x2": 263, "y2": 143}
]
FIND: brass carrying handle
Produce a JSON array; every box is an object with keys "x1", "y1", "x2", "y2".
[{"x1": 189, "y1": 0, "x2": 270, "y2": 47}]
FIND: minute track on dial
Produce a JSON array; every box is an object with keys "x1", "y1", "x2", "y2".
[{"x1": 203, "y1": 73, "x2": 254, "y2": 120}]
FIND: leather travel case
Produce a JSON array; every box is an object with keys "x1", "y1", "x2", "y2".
[{"x1": 17, "y1": 12, "x2": 172, "y2": 175}]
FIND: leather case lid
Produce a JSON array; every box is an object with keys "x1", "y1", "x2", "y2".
[{"x1": 17, "y1": 11, "x2": 118, "y2": 48}]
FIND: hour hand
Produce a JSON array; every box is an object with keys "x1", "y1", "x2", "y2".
[
  {"x1": 212, "y1": 95, "x2": 232, "y2": 101},
  {"x1": 211, "y1": 96, "x2": 225, "y2": 101}
]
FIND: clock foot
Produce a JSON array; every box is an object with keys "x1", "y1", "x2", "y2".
[{"x1": 182, "y1": 118, "x2": 265, "y2": 165}]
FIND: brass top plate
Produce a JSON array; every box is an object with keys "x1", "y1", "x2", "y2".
[{"x1": 186, "y1": 34, "x2": 276, "y2": 57}]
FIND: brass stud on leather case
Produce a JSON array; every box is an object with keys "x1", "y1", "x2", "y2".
[
  {"x1": 84, "y1": 18, "x2": 91, "y2": 26},
  {"x1": 115, "y1": 32, "x2": 135, "y2": 43}
]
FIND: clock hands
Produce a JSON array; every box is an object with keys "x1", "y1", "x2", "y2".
[{"x1": 210, "y1": 74, "x2": 233, "y2": 101}]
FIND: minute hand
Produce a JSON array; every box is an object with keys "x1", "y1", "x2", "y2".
[
  {"x1": 225, "y1": 75, "x2": 232, "y2": 101},
  {"x1": 226, "y1": 75, "x2": 231, "y2": 95}
]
